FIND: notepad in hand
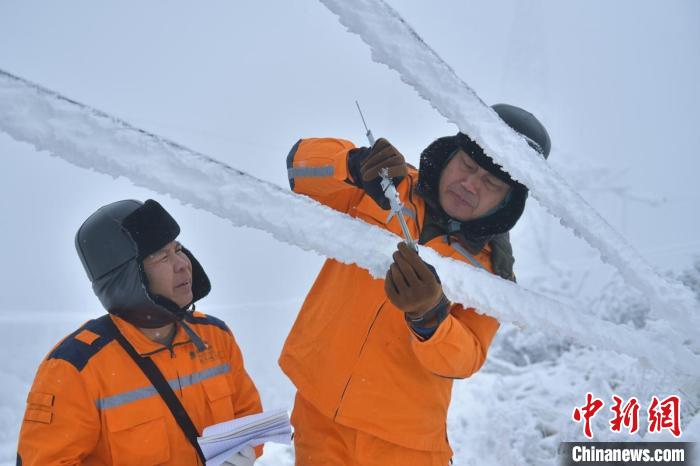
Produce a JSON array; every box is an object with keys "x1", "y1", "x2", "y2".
[{"x1": 198, "y1": 409, "x2": 291, "y2": 466}]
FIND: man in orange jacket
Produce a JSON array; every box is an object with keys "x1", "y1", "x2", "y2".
[
  {"x1": 17, "y1": 199, "x2": 262, "y2": 466},
  {"x1": 280, "y1": 104, "x2": 551, "y2": 465}
]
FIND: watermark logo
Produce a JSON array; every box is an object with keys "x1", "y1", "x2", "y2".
[
  {"x1": 572, "y1": 393, "x2": 681, "y2": 439},
  {"x1": 648, "y1": 395, "x2": 682, "y2": 438},
  {"x1": 609, "y1": 395, "x2": 640, "y2": 435},
  {"x1": 572, "y1": 392, "x2": 605, "y2": 439}
]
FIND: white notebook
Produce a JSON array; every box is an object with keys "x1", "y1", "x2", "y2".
[{"x1": 198, "y1": 409, "x2": 292, "y2": 466}]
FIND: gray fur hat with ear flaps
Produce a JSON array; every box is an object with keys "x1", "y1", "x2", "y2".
[{"x1": 75, "y1": 199, "x2": 211, "y2": 328}]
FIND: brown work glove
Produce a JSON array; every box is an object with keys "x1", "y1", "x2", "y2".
[
  {"x1": 359, "y1": 138, "x2": 408, "y2": 182},
  {"x1": 385, "y1": 242, "x2": 447, "y2": 326},
  {"x1": 348, "y1": 138, "x2": 408, "y2": 210}
]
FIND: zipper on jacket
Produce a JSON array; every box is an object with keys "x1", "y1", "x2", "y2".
[{"x1": 333, "y1": 301, "x2": 386, "y2": 420}]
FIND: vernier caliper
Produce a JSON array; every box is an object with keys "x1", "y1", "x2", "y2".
[
  {"x1": 356, "y1": 100, "x2": 417, "y2": 251},
  {"x1": 380, "y1": 169, "x2": 417, "y2": 252}
]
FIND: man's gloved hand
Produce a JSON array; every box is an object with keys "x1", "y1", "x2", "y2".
[
  {"x1": 384, "y1": 242, "x2": 448, "y2": 328},
  {"x1": 359, "y1": 138, "x2": 408, "y2": 183},
  {"x1": 223, "y1": 445, "x2": 256, "y2": 466},
  {"x1": 348, "y1": 138, "x2": 408, "y2": 209}
]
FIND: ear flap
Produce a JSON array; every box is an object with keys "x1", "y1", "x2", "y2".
[
  {"x1": 93, "y1": 259, "x2": 177, "y2": 328},
  {"x1": 181, "y1": 246, "x2": 211, "y2": 304},
  {"x1": 416, "y1": 135, "x2": 460, "y2": 210}
]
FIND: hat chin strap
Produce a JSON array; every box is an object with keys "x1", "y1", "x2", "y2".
[
  {"x1": 113, "y1": 302, "x2": 180, "y2": 329},
  {"x1": 114, "y1": 286, "x2": 188, "y2": 329},
  {"x1": 114, "y1": 297, "x2": 206, "y2": 351},
  {"x1": 141, "y1": 292, "x2": 192, "y2": 328}
]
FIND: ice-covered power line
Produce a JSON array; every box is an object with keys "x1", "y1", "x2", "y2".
[
  {"x1": 1, "y1": 69, "x2": 697, "y2": 376},
  {"x1": 318, "y1": 0, "x2": 699, "y2": 344}
]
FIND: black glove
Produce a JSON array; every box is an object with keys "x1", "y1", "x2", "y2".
[{"x1": 348, "y1": 138, "x2": 408, "y2": 210}]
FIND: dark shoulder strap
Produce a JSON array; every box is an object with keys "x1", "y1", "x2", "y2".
[{"x1": 106, "y1": 319, "x2": 206, "y2": 464}]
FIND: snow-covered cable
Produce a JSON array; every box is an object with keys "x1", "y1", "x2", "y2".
[
  {"x1": 318, "y1": 0, "x2": 699, "y2": 343},
  {"x1": 0, "y1": 69, "x2": 697, "y2": 376}
]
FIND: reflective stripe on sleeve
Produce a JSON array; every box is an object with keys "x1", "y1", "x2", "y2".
[{"x1": 287, "y1": 165, "x2": 334, "y2": 180}]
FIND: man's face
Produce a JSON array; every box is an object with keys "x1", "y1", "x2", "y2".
[
  {"x1": 438, "y1": 149, "x2": 511, "y2": 222},
  {"x1": 142, "y1": 241, "x2": 193, "y2": 308}
]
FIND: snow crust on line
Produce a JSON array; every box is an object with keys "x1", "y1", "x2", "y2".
[
  {"x1": 0, "y1": 70, "x2": 698, "y2": 377},
  {"x1": 318, "y1": 0, "x2": 699, "y2": 342}
]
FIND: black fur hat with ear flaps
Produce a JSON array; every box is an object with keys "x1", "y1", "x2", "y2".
[
  {"x1": 75, "y1": 199, "x2": 211, "y2": 328},
  {"x1": 417, "y1": 104, "x2": 550, "y2": 239}
]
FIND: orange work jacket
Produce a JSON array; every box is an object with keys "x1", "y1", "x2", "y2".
[
  {"x1": 17, "y1": 311, "x2": 262, "y2": 465},
  {"x1": 279, "y1": 138, "x2": 501, "y2": 453}
]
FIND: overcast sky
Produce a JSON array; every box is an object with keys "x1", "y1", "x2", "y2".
[{"x1": 1, "y1": 0, "x2": 698, "y2": 316}]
